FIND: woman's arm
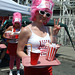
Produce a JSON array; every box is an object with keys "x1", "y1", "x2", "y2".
[
  {"x1": 49, "y1": 27, "x2": 60, "y2": 43},
  {"x1": 52, "y1": 19, "x2": 61, "y2": 43},
  {"x1": 17, "y1": 26, "x2": 30, "y2": 58}
]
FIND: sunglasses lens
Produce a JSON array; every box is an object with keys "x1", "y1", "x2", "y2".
[
  {"x1": 46, "y1": 13, "x2": 50, "y2": 17},
  {"x1": 39, "y1": 10, "x2": 50, "y2": 17},
  {"x1": 39, "y1": 11, "x2": 45, "y2": 15}
]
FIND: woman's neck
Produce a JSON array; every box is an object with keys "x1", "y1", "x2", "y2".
[
  {"x1": 32, "y1": 21, "x2": 45, "y2": 28},
  {"x1": 13, "y1": 26, "x2": 20, "y2": 29}
]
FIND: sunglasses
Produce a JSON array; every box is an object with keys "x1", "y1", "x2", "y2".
[{"x1": 39, "y1": 10, "x2": 51, "y2": 18}]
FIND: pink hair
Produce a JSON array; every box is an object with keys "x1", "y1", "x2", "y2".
[
  {"x1": 12, "y1": 12, "x2": 22, "y2": 27},
  {"x1": 30, "y1": 0, "x2": 54, "y2": 25}
]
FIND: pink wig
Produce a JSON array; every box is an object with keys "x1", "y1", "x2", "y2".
[
  {"x1": 30, "y1": 0, "x2": 54, "y2": 25},
  {"x1": 12, "y1": 12, "x2": 22, "y2": 27}
]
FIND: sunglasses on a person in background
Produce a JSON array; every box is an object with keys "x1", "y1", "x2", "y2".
[{"x1": 39, "y1": 10, "x2": 51, "y2": 18}]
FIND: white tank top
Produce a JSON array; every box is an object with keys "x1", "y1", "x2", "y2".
[{"x1": 27, "y1": 27, "x2": 51, "y2": 56}]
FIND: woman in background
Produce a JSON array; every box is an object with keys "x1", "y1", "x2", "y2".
[{"x1": 3, "y1": 12, "x2": 22, "y2": 75}]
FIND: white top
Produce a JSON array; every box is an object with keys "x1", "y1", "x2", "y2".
[{"x1": 27, "y1": 26, "x2": 51, "y2": 56}]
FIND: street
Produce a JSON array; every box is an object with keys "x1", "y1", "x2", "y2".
[
  {"x1": 0, "y1": 57, "x2": 75, "y2": 75},
  {"x1": 53, "y1": 58, "x2": 75, "y2": 75}
]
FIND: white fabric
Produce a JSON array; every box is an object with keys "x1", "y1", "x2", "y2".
[
  {"x1": 17, "y1": 70, "x2": 20, "y2": 75},
  {"x1": 37, "y1": 0, "x2": 52, "y2": 10},
  {"x1": 14, "y1": 18, "x2": 21, "y2": 23},
  {"x1": 0, "y1": 0, "x2": 31, "y2": 16},
  {"x1": 9, "y1": 70, "x2": 13, "y2": 75},
  {"x1": 27, "y1": 27, "x2": 51, "y2": 56}
]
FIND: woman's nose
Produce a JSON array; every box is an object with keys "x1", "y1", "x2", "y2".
[{"x1": 43, "y1": 14, "x2": 47, "y2": 17}]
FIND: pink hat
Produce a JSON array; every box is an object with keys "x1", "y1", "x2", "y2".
[
  {"x1": 30, "y1": 0, "x2": 54, "y2": 24},
  {"x1": 12, "y1": 12, "x2": 22, "y2": 27}
]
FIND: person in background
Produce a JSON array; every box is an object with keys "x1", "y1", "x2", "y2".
[
  {"x1": 0, "y1": 44, "x2": 7, "y2": 64},
  {"x1": 0, "y1": 48, "x2": 6, "y2": 63},
  {"x1": 0, "y1": 21, "x2": 7, "y2": 64},
  {"x1": 3, "y1": 12, "x2": 22, "y2": 75},
  {"x1": 17, "y1": 0, "x2": 61, "y2": 75}
]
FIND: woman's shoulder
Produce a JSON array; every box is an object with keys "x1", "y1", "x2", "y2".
[
  {"x1": 8, "y1": 26, "x2": 13, "y2": 29},
  {"x1": 5, "y1": 26, "x2": 13, "y2": 31},
  {"x1": 21, "y1": 24, "x2": 31, "y2": 34}
]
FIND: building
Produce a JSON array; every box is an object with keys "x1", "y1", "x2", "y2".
[{"x1": 52, "y1": 0, "x2": 75, "y2": 46}]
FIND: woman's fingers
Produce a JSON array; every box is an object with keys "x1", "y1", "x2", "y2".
[
  {"x1": 57, "y1": 19, "x2": 59, "y2": 25},
  {"x1": 57, "y1": 25, "x2": 61, "y2": 30},
  {"x1": 54, "y1": 19, "x2": 61, "y2": 29}
]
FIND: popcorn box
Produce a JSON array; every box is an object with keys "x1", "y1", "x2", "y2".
[
  {"x1": 5, "y1": 31, "x2": 12, "y2": 38},
  {"x1": 10, "y1": 34, "x2": 19, "y2": 39},
  {"x1": 46, "y1": 43, "x2": 58, "y2": 61},
  {"x1": 5, "y1": 31, "x2": 19, "y2": 39}
]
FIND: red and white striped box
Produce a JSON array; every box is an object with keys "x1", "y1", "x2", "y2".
[
  {"x1": 46, "y1": 43, "x2": 59, "y2": 61},
  {"x1": 5, "y1": 31, "x2": 12, "y2": 38}
]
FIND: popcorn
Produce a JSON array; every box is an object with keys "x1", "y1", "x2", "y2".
[
  {"x1": 46, "y1": 43, "x2": 60, "y2": 61},
  {"x1": 45, "y1": 42, "x2": 50, "y2": 47}
]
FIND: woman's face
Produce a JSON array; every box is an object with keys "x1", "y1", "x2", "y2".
[
  {"x1": 14, "y1": 22, "x2": 20, "y2": 29},
  {"x1": 35, "y1": 10, "x2": 50, "y2": 24}
]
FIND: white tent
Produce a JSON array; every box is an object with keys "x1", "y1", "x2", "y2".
[{"x1": 0, "y1": 0, "x2": 31, "y2": 16}]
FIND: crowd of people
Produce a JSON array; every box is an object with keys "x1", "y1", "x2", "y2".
[{"x1": 0, "y1": 0, "x2": 61, "y2": 75}]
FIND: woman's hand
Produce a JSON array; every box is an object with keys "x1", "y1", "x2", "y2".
[
  {"x1": 10, "y1": 34, "x2": 16, "y2": 39},
  {"x1": 53, "y1": 19, "x2": 61, "y2": 36},
  {"x1": 45, "y1": 42, "x2": 60, "y2": 49}
]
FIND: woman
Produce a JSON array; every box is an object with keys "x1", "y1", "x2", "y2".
[
  {"x1": 17, "y1": 0, "x2": 61, "y2": 75},
  {"x1": 3, "y1": 12, "x2": 22, "y2": 75}
]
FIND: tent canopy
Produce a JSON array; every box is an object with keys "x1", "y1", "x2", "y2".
[
  {"x1": 0, "y1": 0, "x2": 30, "y2": 16},
  {"x1": 1, "y1": 16, "x2": 75, "y2": 50}
]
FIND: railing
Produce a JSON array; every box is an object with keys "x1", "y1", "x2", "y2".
[
  {"x1": 52, "y1": 16, "x2": 75, "y2": 46},
  {"x1": 53, "y1": 0, "x2": 75, "y2": 9}
]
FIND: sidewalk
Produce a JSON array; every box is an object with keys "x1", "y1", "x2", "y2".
[
  {"x1": 56, "y1": 46, "x2": 75, "y2": 61},
  {"x1": 0, "y1": 46, "x2": 75, "y2": 75}
]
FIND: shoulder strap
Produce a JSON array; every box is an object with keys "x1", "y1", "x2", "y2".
[
  {"x1": 11, "y1": 27, "x2": 13, "y2": 33},
  {"x1": 27, "y1": 26, "x2": 32, "y2": 32}
]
